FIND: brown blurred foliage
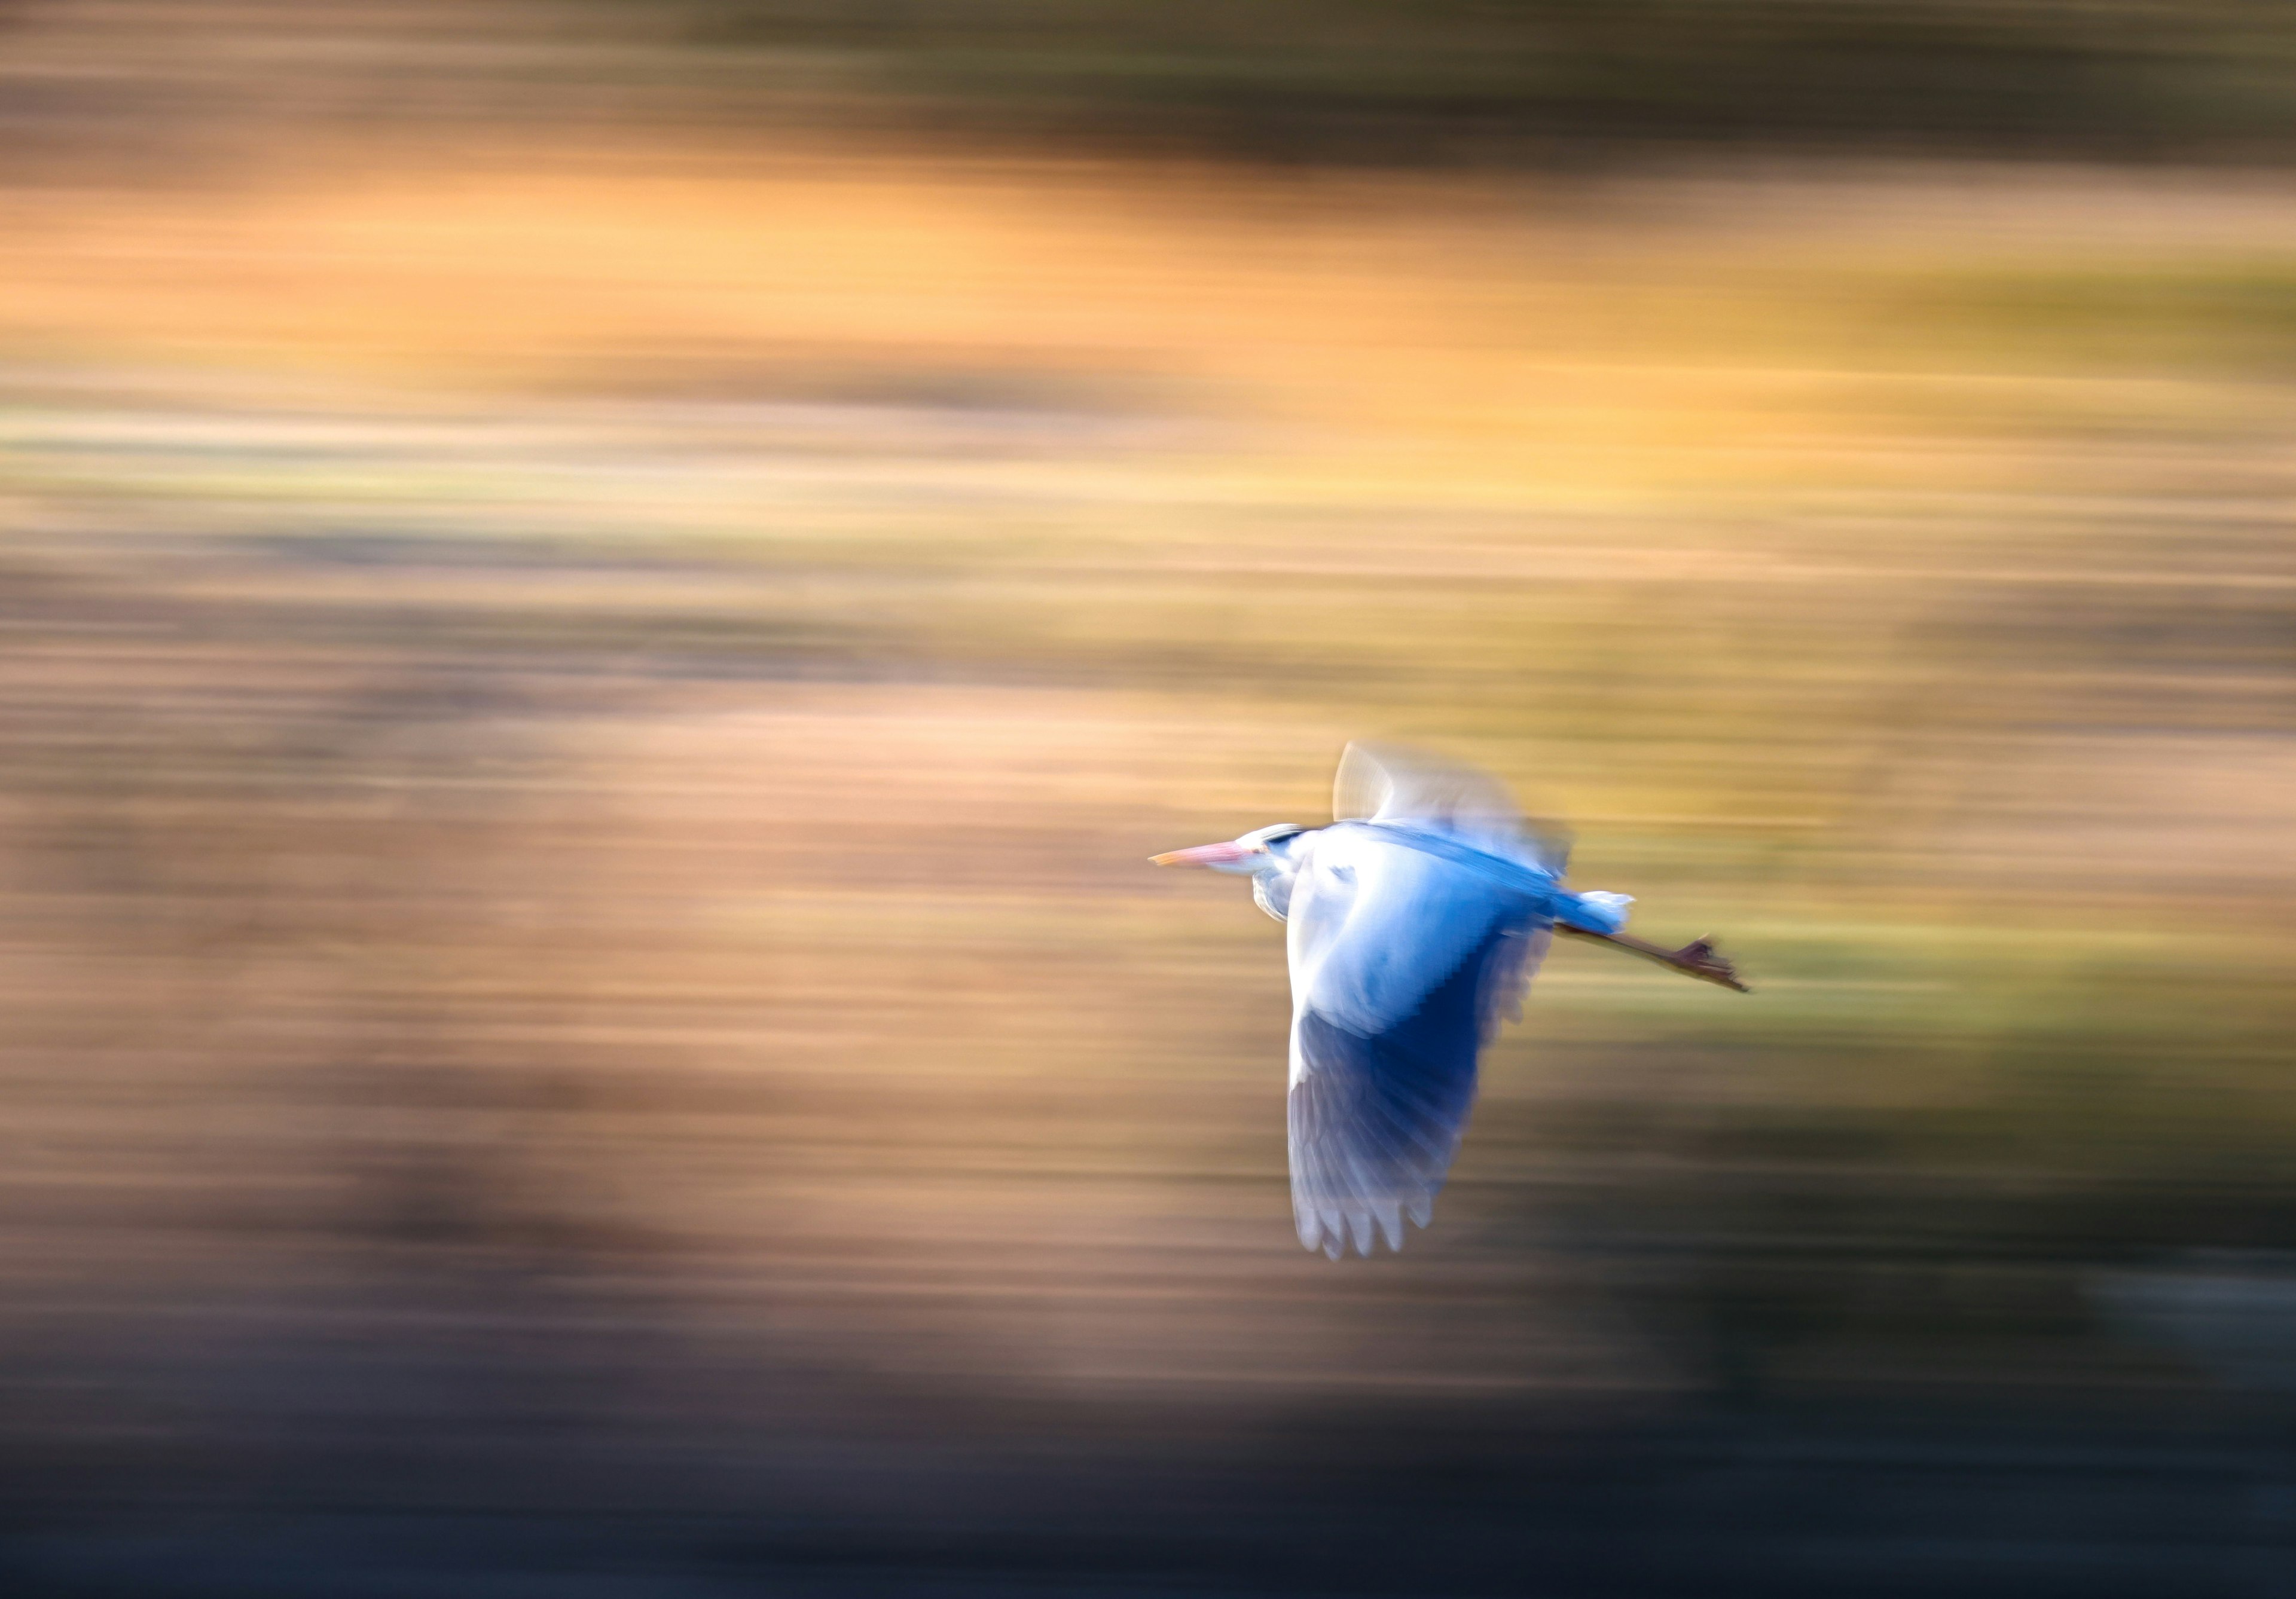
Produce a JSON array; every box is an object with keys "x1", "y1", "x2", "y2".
[{"x1": 0, "y1": 3, "x2": 2290, "y2": 1595}]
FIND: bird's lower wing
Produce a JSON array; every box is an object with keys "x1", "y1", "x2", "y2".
[{"x1": 1288, "y1": 920, "x2": 1541, "y2": 1259}]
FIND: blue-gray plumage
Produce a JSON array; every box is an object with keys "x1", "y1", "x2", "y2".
[{"x1": 1154, "y1": 742, "x2": 1742, "y2": 1260}]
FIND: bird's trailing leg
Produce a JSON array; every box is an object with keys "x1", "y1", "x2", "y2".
[{"x1": 1559, "y1": 926, "x2": 1750, "y2": 992}]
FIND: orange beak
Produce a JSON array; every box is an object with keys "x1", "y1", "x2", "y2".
[{"x1": 1149, "y1": 841, "x2": 1258, "y2": 868}]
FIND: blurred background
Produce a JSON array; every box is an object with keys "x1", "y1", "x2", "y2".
[{"x1": 0, "y1": 2, "x2": 2292, "y2": 1594}]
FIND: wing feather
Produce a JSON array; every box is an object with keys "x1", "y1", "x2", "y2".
[
  {"x1": 1332, "y1": 741, "x2": 1571, "y2": 873},
  {"x1": 1283, "y1": 824, "x2": 1551, "y2": 1258}
]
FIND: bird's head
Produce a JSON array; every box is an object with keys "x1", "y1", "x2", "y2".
[{"x1": 1151, "y1": 823, "x2": 1309, "y2": 875}]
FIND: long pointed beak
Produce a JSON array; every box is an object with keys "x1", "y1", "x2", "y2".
[{"x1": 1150, "y1": 842, "x2": 1257, "y2": 868}]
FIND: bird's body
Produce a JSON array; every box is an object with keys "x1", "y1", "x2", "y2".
[{"x1": 1155, "y1": 742, "x2": 1739, "y2": 1259}]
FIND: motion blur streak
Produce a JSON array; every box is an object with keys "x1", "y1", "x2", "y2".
[{"x1": 0, "y1": 2, "x2": 2291, "y2": 1595}]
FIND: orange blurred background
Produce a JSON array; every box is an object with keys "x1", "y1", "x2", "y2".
[{"x1": 0, "y1": 4, "x2": 2292, "y2": 1594}]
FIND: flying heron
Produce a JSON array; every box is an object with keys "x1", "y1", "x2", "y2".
[{"x1": 1154, "y1": 741, "x2": 1745, "y2": 1260}]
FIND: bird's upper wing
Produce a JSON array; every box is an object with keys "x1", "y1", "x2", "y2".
[
  {"x1": 1331, "y1": 740, "x2": 1570, "y2": 874},
  {"x1": 1284, "y1": 823, "x2": 1550, "y2": 1258}
]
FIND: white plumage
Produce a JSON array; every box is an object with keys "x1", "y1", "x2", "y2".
[{"x1": 1156, "y1": 742, "x2": 1693, "y2": 1260}]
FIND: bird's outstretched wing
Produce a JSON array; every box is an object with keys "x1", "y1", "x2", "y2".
[
  {"x1": 1284, "y1": 823, "x2": 1549, "y2": 1258},
  {"x1": 1332, "y1": 740, "x2": 1570, "y2": 874}
]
